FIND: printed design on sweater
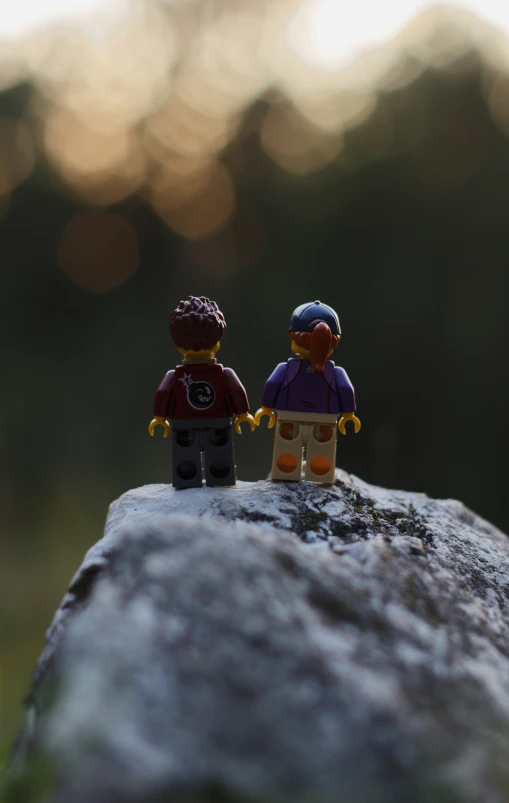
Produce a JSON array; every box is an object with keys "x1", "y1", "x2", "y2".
[{"x1": 179, "y1": 372, "x2": 216, "y2": 410}]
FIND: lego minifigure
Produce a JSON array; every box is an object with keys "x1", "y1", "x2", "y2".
[
  {"x1": 255, "y1": 300, "x2": 361, "y2": 483},
  {"x1": 149, "y1": 296, "x2": 255, "y2": 488}
]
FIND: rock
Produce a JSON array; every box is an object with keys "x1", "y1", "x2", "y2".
[{"x1": 9, "y1": 470, "x2": 509, "y2": 803}]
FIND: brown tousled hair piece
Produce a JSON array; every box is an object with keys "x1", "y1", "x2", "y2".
[
  {"x1": 290, "y1": 322, "x2": 339, "y2": 372},
  {"x1": 170, "y1": 296, "x2": 226, "y2": 351}
]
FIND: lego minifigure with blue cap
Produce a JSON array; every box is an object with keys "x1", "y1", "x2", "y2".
[{"x1": 255, "y1": 301, "x2": 361, "y2": 483}]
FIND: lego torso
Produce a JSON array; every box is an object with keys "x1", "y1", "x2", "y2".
[
  {"x1": 171, "y1": 363, "x2": 232, "y2": 419},
  {"x1": 274, "y1": 359, "x2": 340, "y2": 415}
]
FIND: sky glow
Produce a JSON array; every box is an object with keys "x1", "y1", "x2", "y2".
[
  {"x1": 0, "y1": 0, "x2": 130, "y2": 40},
  {"x1": 287, "y1": 0, "x2": 509, "y2": 71}
]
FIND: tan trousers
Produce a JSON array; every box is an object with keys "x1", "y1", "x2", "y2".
[{"x1": 270, "y1": 411, "x2": 338, "y2": 484}]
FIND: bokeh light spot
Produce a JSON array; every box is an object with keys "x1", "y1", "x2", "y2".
[
  {"x1": 44, "y1": 108, "x2": 136, "y2": 176},
  {"x1": 58, "y1": 211, "x2": 139, "y2": 293},
  {"x1": 261, "y1": 103, "x2": 343, "y2": 174},
  {"x1": 1, "y1": 0, "x2": 509, "y2": 198},
  {"x1": 0, "y1": 0, "x2": 130, "y2": 41},
  {"x1": 153, "y1": 161, "x2": 235, "y2": 239},
  {"x1": 147, "y1": 96, "x2": 233, "y2": 160},
  {"x1": 285, "y1": 0, "x2": 430, "y2": 73}
]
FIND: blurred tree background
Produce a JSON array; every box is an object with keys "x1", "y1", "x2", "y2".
[{"x1": 2, "y1": 0, "x2": 509, "y2": 764}]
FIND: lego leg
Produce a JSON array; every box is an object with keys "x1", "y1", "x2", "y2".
[
  {"x1": 171, "y1": 426, "x2": 203, "y2": 489},
  {"x1": 270, "y1": 419, "x2": 303, "y2": 481},
  {"x1": 203, "y1": 424, "x2": 236, "y2": 487},
  {"x1": 304, "y1": 423, "x2": 337, "y2": 484}
]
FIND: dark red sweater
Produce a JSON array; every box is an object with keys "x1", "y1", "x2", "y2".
[{"x1": 153, "y1": 363, "x2": 249, "y2": 420}]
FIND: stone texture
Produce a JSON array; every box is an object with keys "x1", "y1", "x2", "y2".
[{"x1": 10, "y1": 471, "x2": 509, "y2": 803}]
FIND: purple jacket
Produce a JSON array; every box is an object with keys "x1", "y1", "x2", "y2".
[{"x1": 261, "y1": 358, "x2": 355, "y2": 415}]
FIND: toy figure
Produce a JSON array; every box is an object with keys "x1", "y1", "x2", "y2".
[
  {"x1": 255, "y1": 300, "x2": 361, "y2": 484},
  {"x1": 149, "y1": 296, "x2": 255, "y2": 488}
]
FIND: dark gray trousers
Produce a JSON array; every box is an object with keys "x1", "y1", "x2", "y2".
[{"x1": 171, "y1": 417, "x2": 236, "y2": 489}]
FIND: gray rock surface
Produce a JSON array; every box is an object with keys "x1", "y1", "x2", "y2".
[{"x1": 10, "y1": 470, "x2": 509, "y2": 803}]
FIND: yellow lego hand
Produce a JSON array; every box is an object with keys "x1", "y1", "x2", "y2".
[
  {"x1": 254, "y1": 407, "x2": 276, "y2": 429},
  {"x1": 148, "y1": 417, "x2": 170, "y2": 438},
  {"x1": 234, "y1": 412, "x2": 256, "y2": 434},
  {"x1": 338, "y1": 413, "x2": 361, "y2": 435}
]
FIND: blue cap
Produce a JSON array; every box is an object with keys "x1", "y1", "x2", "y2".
[{"x1": 288, "y1": 300, "x2": 341, "y2": 336}]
